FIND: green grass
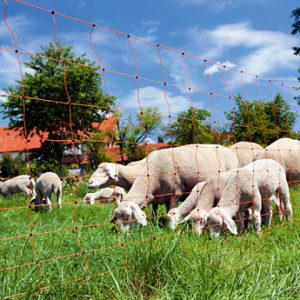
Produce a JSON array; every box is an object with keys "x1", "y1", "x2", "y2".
[{"x1": 0, "y1": 183, "x2": 300, "y2": 299}]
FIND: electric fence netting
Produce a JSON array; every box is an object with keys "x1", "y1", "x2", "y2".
[{"x1": 0, "y1": 0, "x2": 299, "y2": 299}]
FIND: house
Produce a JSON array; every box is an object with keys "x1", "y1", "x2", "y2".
[{"x1": 0, "y1": 117, "x2": 170, "y2": 172}]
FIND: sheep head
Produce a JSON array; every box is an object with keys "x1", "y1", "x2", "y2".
[
  {"x1": 183, "y1": 208, "x2": 209, "y2": 235},
  {"x1": 111, "y1": 188, "x2": 126, "y2": 205},
  {"x1": 167, "y1": 208, "x2": 183, "y2": 230},
  {"x1": 88, "y1": 163, "x2": 119, "y2": 188},
  {"x1": 207, "y1": 208, "x2": 237, "y2": 238},
  {"x1": 111, "y1": 201, "x2": 147, "y2": 233}
]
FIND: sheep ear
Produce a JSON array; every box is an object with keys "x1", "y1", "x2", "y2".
[
  {"x1": 107, "y1": 163, "x2": 119, "y2": 182},
  {"x1": 130, "y1": 203, "x2": 147, "y2": 226},
  {"x1": 223, "y1": 213, "x2": 238, "y2": 235}
]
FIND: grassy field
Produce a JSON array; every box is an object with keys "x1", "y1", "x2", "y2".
[{"x1": 0, "y1": 182, "x2": 299, "y2": 299}]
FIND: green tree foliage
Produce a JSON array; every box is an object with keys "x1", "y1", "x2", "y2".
[
  {"x1": 116, "y1": 107, "x2": 162, "y2": 163},
  {"x1": 1, "y1": 42, "x2": 115, "y2": 174},
  {"x1": 291, "y1": 7, "x2": 300, "y2": 55},
  {"x1": 166, "y1": 107, "x2": 216, "y2": 145},
  {"x1": 0, "y1": 153, "x2": 27, "y2": 178},
  {"x1": 225, "y1": 94, "x2": 296, "y2": 146},
  {"x1": 291, "y1": 7, "x2": 300, "y2": 104}
]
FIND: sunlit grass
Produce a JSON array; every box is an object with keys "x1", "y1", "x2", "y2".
[{"x1": 0, "y1": 184, "x2": 299, "y2": 299}]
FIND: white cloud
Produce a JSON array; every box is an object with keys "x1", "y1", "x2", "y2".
[
  {"x1": 203, "y1": 60, "x2": 236, "y2": 75},
  {"x1": 186, "y1": 22, "x2": 300, "y2": 85},
  {"x1": 118, "y1": 86, "x2": 201, "y2": 116}
]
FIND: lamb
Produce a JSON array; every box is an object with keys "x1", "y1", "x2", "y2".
[
  {"x1": 206, "y1": 159, "x2": 292, "y2": 238},
  {"x1": 30, "y1": 172, "x2": 62, "y2": 212},
  {"x1": 168, "y1": 171, "x2": 234, "y2": 232},
  {"x1": 84, "y1": 187, "x2": 126, "y2": 205},
  {"x1": 0, "y1": 175, "x2": 36, "y2": 198},
  {"x1": 254, "y1": 137, "x2": 300, "y2": 186},
  {"x1": 169, "y1": 169, "x2": 281, "y2": 234},
  {"x1": 229, "y1": 141, "x2": 264, "y2": 167},
  {"x1": 167, "y1": 181, "x2": 206, "y2": 231},
  {"x1": 111, "y1": 144, "x2": 239, "y2": 232},
  {"x1": 87, "y1": 162, "x2": 145, "y2": 191}
]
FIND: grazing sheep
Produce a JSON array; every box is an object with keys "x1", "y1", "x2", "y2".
[
  {"x1": 84, "y1": 187, "x2": 126, "y2": 205},
  {"x1": 168, "y1": 171, "x2": 234, "y2": 233},
  {"x1": 170, "y1": 170, "x2": 281, "y2": 234},
  {"x1": 229, "y1": 141, "x2": 264, "y2": 167},
  {"x1": 30, "y1": 172, "x2": 62, "y2": 212},
  {"x1": 207, "y1": 159, "x2": 292, "y2": 238},
  {"x1": 167, "y1": 181, "x2": 206, "y2": 231},
  {"x1": 126, "y1": 158, "x2": 147, "y2": 167},
  {"x1": 254, "y1": 138, "x2": 300, "y2": 186},
  {"x1": 87, "y1": 162, "x2": 144, "y2": 191},
  {"x1": 0, "y1": 175, "x2": 36, "y2": 198},
  {"x1": 112, "y1": 144, "x2": 239, "y2": 232}
]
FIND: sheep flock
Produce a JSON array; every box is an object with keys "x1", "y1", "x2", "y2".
[{"x1": 1, "y1": 137, "x2": 299, "y2": 240}]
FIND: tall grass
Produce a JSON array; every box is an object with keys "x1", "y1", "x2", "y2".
[{"x1": 0, "y1": 185, "x2": 299, "y2": 299}]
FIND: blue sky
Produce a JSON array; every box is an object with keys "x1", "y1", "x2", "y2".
[{"x1": 0, "y1": 0, "x2": 299, "y2": 132}]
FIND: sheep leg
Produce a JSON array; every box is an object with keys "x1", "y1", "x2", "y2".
[
  {"x1": 23, "y1": 187, "x2": 33, "y2": 200},
  {"x1": 252, "y1": 190, "x2": 262, "y2": 235},
  {"x1": 57, "y1": 189, "x2": 62, "y2": 209},
  {"x1": 261, "y1": 198, "x2": 272, "y2": 227},
  {"x1": 46, "y1": 197, "x2": 52, "y2": 212},
  {"x1": 278, "y1": 183, "x2": 292, "y2": 221},
  {"x1": 152, "y1": 202, "x2": 158, "y2": 218},
  {"x1": 165, "y1": 201, "x2": 170, "y2": 213},
  {"x1": 269, "y1": 195, "x2": 282, "y2": 221},
  {"x1": 235, "y1": 210, "x2": 245, "y2": 234}
]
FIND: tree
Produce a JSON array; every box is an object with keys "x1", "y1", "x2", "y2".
[
  {"x1": 0, "y1": 153, "x2": 27, "y2": 178},
  {"x1": 116, "y1": 107, "x2": 162, "y2": 163},
  {"x1": 1, "y1": 42, "x2": 115, "y2": 174},
  {"x1": 165, "y1": 107, "x2": 216, "y2": 145},
  {"x1": 225, "y1": 94, "x2": 296, "y2": 146},
  {"x1": 291, "y1": 8, "x2": 300, "y2": 104},
  {"x1": 291, "y1": 8, "x2": 300, "y2": 55}
]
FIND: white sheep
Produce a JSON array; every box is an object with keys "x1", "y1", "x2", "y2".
[
  {"x1": 84, "y1": 186, "x2": 126, "y2": 205},
  {"x1": 0, "y1": 175, "x2": 36, "y2": 198},
  {"x1": 30, "y1": 172, "x2": 62, "y2": 212},
  {"x1": 170, "y1": 169, "x2": 281, "y2": 234},
  {"x1": 254, "y1": 138, "x2": 300, "y2": 186},
  {"x1": 111, "y1": 144, "x2": 239, "y2": 232},
  {"x1": 168, "y1": 171, "x2": 234, "y2": 233},
  {"x1": 88, "y1": 162, "x2": 144, "y2": 191},
  {"x1": 229, "y1": 141, "x2": 264, "y2": 167},
  {"x1": 207, "y1": 159, "x2": 292, "y2": 238}
]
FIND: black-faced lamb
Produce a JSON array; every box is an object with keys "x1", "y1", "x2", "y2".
[
  {"x1": 84, "y1": 187, "x2": 126, "y2": 205},
  {"x1": 30, "y1": 172, "x2": 62, "y2": 212},
  {"x1": 112, "y1": 144, "x2": 239, "y2": 232},
  {"x1": 0, "y1": 175, "x2": 36, "y2": 198},
  {"x1": 207, "y1": 159, "x2": 292, "y2": 238}
]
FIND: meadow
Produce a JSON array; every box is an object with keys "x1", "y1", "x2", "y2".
[{"x1": 0, "y1": 181, "x2": 299, "y2": 299}]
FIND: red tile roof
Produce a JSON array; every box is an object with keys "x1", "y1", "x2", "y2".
[
  {"x1": 0, "y1": 127, "x2": 47, "y2": 153},
  {"x1": 0, "y1": 117, "x2": 117, "y2": 154}
]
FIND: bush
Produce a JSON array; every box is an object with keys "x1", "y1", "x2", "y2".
[
  {"x1": 29, "y1": 158, "x2": 68, "y2": 178},
  {"x1": 0, "y1": 153, "x2": 27, "y2": 178}
]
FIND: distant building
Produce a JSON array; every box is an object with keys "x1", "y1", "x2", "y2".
[{"x1": 0, "y1": 117, "x2": 169, "y2": 172}]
